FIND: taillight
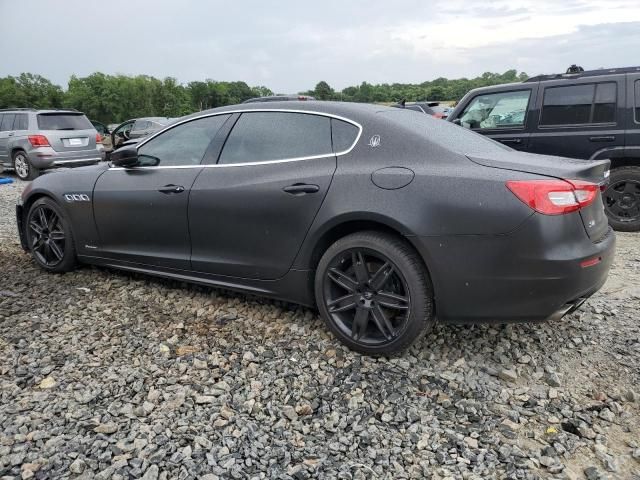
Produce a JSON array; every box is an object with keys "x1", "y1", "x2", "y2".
[
  {"x1": 28, "y1": 135, "x2": 50, "y2": 147},
  {"x1": 96, "y1": 133, "x2": 102, "y2": 143},
  {"x1": 506, "y1": 179, "x2": 599, "y2": 215}
]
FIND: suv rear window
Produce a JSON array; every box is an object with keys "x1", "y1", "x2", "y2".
[
  {"x1": 540, "y1": 82, "x2": 616, "y2": 126},
  {"x1": 37, "y1": 113, "x2": 93, "y2": 130}
]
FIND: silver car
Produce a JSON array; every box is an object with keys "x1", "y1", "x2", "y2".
[{"x1": 0, "y1": 108, "x2": 104, "y2": 180}]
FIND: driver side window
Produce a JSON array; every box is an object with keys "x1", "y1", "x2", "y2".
[
  {"x1": 137, "y1": 115, "x2": 230, "y2": 167},
  {"x1": 459, "y1": 90, "x2": 531, "y2": 130}
]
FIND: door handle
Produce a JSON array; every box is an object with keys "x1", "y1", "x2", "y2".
[
  {"x1": 158, "y1": 184, "x2": 185, "y2": 194},
  {"x1": 589, "y1": 136, "x2": 615, "y2": 142},
  {"x1": 283, "y1": 183, "x2": 320, "y2": 195},
  {"x1": 500, "y1": 138, "x2": 522, "y2": 144}
]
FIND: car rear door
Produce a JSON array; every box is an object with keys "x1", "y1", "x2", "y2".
[
  {"x1": 92, "y1": 114, "x2": 231, "y2": 269},
  {"x1": 0, "y1": 114, "x2": 9, "y2": 165},
  {"x1": 528, "y1": 75, "x2": 625, "y2": 159},
  {"x1": 451, "y1": 86, "x2": 535, "y2": 151},
  {"x1": 188, "y1": 111, "x2": 353, "y2": 280}
]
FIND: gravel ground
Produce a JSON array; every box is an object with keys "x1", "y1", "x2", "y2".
[{"x1": 1, "y1": 174, "x2": 639, "y2": 480}]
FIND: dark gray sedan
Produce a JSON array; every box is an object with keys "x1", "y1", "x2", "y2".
[{"x1": 16, "y1": 102, "x2": 615, "y2": 354}]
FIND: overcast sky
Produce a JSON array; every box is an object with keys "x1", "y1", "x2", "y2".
[{"x1": 1, "y1": 0, "x2": 639, "y2": 92}]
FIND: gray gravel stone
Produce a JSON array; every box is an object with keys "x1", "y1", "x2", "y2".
[{"x1": 1, "y1": 176, "x2": 640, "y2": 479}]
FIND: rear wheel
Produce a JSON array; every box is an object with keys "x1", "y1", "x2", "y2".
[
  {"x1": 26, "y1": 198, "x2": 77, "y2": 273},
  {"x1": 13, "y1": 151, "x2": 39, "y2": 181},
  {"x1": 315, "y1": 231, "x2": 435, "y2": 355},
  {"x1": 604, "y1": 166, "x2": 640, "y2": 232}
]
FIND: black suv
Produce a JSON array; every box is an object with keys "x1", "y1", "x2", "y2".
[{"x1": 448, "y1": 66, "x2": 640, "y2": 231}]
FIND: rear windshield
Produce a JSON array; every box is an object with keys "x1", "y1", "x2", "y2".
[
  {"x1": 382, "y1": 109, "x2": 512, "y2": 156},
  {"x1": 37, "y1": 113, "x2": 93, "y2": 131}
]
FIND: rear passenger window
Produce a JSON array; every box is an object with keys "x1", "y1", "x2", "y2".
[
  {"x1": 635, "y1": 80, "x2": 640, "y2": 123},
  {"x1": 219, "y1": 112, "x2": 332, "y2": 164},
  {"x1": 331, "y1": 119, "x2": 359, "y2": 153},
  {"x1": 14, "y1": 114, "x2": 28, "y2": 131},
  {"x1": 540, "y1": 82, "x2": 616, "y2": 126},
  {"x1": 1, "y1": 114, "x2": 16, "y2": 131}
]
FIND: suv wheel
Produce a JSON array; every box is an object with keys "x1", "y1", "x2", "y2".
[
  {"x1": 13, "y1": 151, "x2": 39, "y2": 181},
  {"x1": 603, "y1": 166, "x2": 640, "y2": 232},
  {"x1": 26, "y1": 198, "x2": 77, "y2": 272},
  {"x1": 315, "y1": 231, "x2": 435, "y2": 355}
]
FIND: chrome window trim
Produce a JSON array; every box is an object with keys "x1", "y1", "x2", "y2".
[{"x1": 109, "y1": 108, "x2": 362, "y2": 171}]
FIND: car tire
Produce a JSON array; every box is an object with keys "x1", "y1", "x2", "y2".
[
  {"x1": 26, "y1": 197, "x2": 77, "y2": 273},
  {"x1": 603, "y1": 166, "x2": 640, "y2": 232},
  {"x1": 315, "y1": 231, "x2": 435, "y2": 355},
  {"x1": 13, "y1": 151, "x2": 40, "y2": 181}
]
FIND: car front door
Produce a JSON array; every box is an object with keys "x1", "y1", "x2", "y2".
[
  {"x1": 528, "y1": 76, "x2": 625, "y2": 159},
  {"x1": 92, "y1": 114, "x2": 231, "y2": 269},
  {"x1": 453, "y1": 87, "x2": 535, "y2": 151},
  {"x1": 111, "y1": 120, "x2": 134, "y2": 149},
  {"x1": 189, "y1": 111, "x2": 353, "y2": 280}
]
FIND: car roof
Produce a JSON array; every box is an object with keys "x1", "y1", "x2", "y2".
[{"x1": 181, "y1": 101, "x2": 394, "y2": 125}]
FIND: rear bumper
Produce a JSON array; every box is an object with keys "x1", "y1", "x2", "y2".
[
  {"x1": 29, "y1": 147, "x2": 104, "y2": 169},
  {"x1": 410, "y1": 212, "x2": 616, "y2": 324}
]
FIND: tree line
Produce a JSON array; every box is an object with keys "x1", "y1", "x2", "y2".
[{"x1": 0, "y1": 70, "x2": 528, "y2": 124}]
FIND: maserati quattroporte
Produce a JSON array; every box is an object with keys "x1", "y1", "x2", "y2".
[{"x1": 16, "y1": 102, "x2": 615, "y2": 354}]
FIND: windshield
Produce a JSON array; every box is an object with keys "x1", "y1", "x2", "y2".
[{"x1": 37, "y1": 113, "x2": 93, "y2": 130}]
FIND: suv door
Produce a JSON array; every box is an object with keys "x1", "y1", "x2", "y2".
[
  {"x1": 528, "y1": 75, "x2": 625, "y2": 159},
  {"x1": 626, "y1": 73, "x2": 640, "y2": 158},
  {"x1": 0, "y1": 113, "x2": 16, "y2": 166},
  {"x1": 451, "y1": 87, "x2": 535, "y2": 150},
  {"x1": 189, "y1": 111, "x2": 348, "y2": 280},
  {"x1": 92, "y1": 114, "x2": 231, "y2": 269}
]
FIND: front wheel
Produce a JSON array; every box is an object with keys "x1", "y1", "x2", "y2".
[
  {"x1": 26, "y1": 198, "x2": 77, "y2": 273},
  {"x1": 13, "y1": 151, "x2": 39, "y2": 181},
  {"x1": 603, "y1": 166, "x2": 640, "y2": 232},
  {"x1": 315, "y1": 231, "x2": 435, "y2": 355}
]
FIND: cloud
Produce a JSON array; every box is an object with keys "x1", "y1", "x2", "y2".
[{"x1": 0, "y1": 0, "x2": 638, "y2": 92}]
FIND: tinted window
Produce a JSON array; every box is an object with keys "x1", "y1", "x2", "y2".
[
  {"x1": 1, "y1": 114, "x2": 16, "y2": 131},
  {"x1": 634, "y1": 80, "x2": 640, "y2": 123},
  {"x1": 219, "y1": 112, "x2": 332, "y2": 164},
  {"x1": 331, "y1": 119, "x2": 359, "y2": 152},
  {"x1": 37, "y1": 113, "x2": 92, "y2": 130},
  {"x1": 540, "y1": 82, "x2": 616, "y2": 125},
  {"x1": 92, "y1": 122, "x2": 108, "y2": 135},
  {"x1": 133, "y1": 120, "x2": 150, "y2": 131},
  {"x1": 459, "y1": 90, "x2": 530, "y2": 129},
  {"x1": 137, "y1": 115, "x2": 230, "y2": 167},
  {"x1": 14, "y1": 114, "x2": 28, "y2": 130}
]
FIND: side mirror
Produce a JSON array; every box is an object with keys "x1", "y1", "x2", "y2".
[{"x1": 110, "y1": 145, "x2": 139, "y2": 168}]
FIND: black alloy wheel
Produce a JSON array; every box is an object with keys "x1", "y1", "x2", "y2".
[
  {"x1": 604, "y1": 167, "x2": 640, "y2": 232},
  {"x1": 26, "y1": 198, "x2": 77, "y2": 272},
  {"x1": 324, "y1": 248, "x2": 410, "y2": 345},
  {"x1": 316, "y1": 231, "x2": 434, "y2": 355}
]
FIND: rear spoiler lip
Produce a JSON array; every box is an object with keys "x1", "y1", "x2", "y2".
[{"x1": 466, "y1": 155, "x2": 611, "y2": 185}]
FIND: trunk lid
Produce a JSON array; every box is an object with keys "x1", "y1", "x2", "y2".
[
  {"x1": 468, "y1": 151, "x2": 610, "y2": 241},
  {"x1": 37, "y1": 113, "x2": 98, "y2": 153}
]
